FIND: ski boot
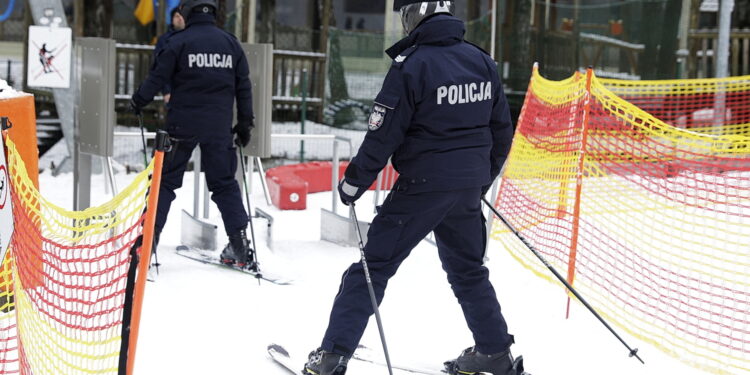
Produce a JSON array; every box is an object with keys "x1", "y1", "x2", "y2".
[
  {"x1": 303, "y1": 348, "x2": 349, "y2": 375},
  {"x1": 219, "y1": 229, "x2": 256, "y2": 270},
  {"x1": 444, "y1": 346, "x2": 529, "y2": 375}
]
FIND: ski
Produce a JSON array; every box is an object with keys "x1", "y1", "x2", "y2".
[
  {"x1": 268, "y1": 343, "x2": 448, "y2": 375},
  {"x1": 175, "y1": 246, "x2": 293, "y2": 285},
  {"x1": 268, "y1": 344, "x2": 302, "y2": 374},
  {"x1": 354, "y1": 344, "x2": 448, "y2": 375}
]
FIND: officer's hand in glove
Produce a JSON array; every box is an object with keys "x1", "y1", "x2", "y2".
[
  {"x1": 233, "y1": 124, "x2": 252, "y2": 147},
  {"x1": 129, "y1": 98, "x2": 142, "y2": 116},
  {"x1": 338, "y1": 179, "x2": 366, "y2": 206}
]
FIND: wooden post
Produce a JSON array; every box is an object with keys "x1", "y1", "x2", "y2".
[
  {"x1": 22, "y1": 0, "x2": 31, "y2": 91},
  {"x1": 686, "y1": 0, "x2": 701, "y2": 78},
  {"x1": 491, "y1": 0, "x2": 497, "y2": 60},
  {"x1": 320, "y1": 0, "x2": 332, "y2": 53},
  {"x1": 468, "y1": 0, "x2": 480, "y2": 21},
  {"x1": 73, "y1": 0, "x2": 84, "y2": 36},
  {"x1": 509, "y1": 0, "x2": 532, "y2": 90},
  {"x1": 216, "y1": 0, "x2": 227, "y2": 29},
  {"x1": 656, "y1": 0, "x2": 683, "y2": 79},
  {"x1": 157, "y1": 0, "x2": 167, "y2": 35},
  {"x1": 494, "y1": 0, "x2": 505, "y2": 64},
  {"x1": 82, "y1": 0, "x2": 113, "y2": 37},
  {"x1": 235, "y1": 0, "x2": 244, "y2": 39},
  {"x1": 246, "y1": 0, "x2": 255, "y2": 43},
  {"x1": 573, "y1": 0, "x2": 580, "y2": 69},
  {"x1": 258, "y1": 0, "x2": 275, "y2": 44},
  {"x1": 639, "y1": 0, "x2": 664, "y2": 79}
]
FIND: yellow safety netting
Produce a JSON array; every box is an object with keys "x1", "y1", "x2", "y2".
[
  {"x1": 0, "y1": 137, "x2": 154, "y2": 374},
  {"x1": 492, "y1": 70, "x2": 750, "y2": 375}
]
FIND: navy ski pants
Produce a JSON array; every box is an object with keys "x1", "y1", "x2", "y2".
[
  {"x1": 155, "y1": 136, "x2": 248, "y2": 235},
  {"x1": 321, "y1": 187, "x2": 513, "y2": 356}
]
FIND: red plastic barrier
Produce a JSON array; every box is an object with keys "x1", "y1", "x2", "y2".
[{"x1": 265, "y1": 162, "x2": 398, "y2": 210}]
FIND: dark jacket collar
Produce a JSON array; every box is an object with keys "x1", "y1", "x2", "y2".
[
  {"x1": 386, "y1": 14, "x2": 465, "y2": 59},
  {"x1": 186, "y1": 12, "x2": 216, "y2": 27}
]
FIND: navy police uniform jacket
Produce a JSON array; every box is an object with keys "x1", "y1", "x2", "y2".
[
  {"x1": 132, "y1": 13, "x2": 253, "y2": 140},
  {"x1": 153, "y1": 27, "x2": 177, "y2": 95},
  {"x1": 345, "y1": 14, "x2": 514, "y2": 193}
]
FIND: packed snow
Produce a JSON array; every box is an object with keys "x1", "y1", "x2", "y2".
[
  {"x1": 0, "y1": 79, "x2": 30, "y2": 99},
  {"x1": 37, "y1": 168, "x2": 710, "y2": 375}
]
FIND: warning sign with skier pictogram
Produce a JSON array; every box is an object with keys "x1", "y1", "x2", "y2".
[{"x1": 26, "y1": 25, "x2": 72, "y2": 89}]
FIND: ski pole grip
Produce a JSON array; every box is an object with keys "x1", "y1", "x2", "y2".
[
  {"x1": 155, "y1": 130, "x2": 172, "y2": 152},
  {"x1": 1, "y1": 117, "x2": 11, "y2": 130}
]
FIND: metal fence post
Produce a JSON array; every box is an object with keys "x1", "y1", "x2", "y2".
[
  {"x1": 332, "y1": 140, "x2": 340, "y2": 214},
  {"x1": 193, "y1": 148, "x2": 201, "y2": 218},
  {"x1": 300, "y1": 69, "x2": 308, "y2": 163}
]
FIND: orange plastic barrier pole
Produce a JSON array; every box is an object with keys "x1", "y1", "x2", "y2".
[
  {"x1": 556, "y1": 72, "x2": 585, "y2": 219},
  {"x1": 126, "y1": 137, "x2": 166, "y2": 375},
  {"x1": 566, "y1": 68, "x2": 593, "y2": 319}
]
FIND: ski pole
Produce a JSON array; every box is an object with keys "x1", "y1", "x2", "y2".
[
  {"x1": 137, "y1": 113, "x2": 159, "y2": 274},
  {"x1": 137, "y1": 113, "x2": 148, "y2": 169},
  {"x1": 237, "y1": 143, "x2": 260, "y2": 281},
  {"x1": 481, "y1": 197, "x2": 644, "y2": 364},
  {"x1": 349, "y1": 204, "x2": 394, "y2": 375}
]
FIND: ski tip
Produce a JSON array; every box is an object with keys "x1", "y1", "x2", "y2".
[
  {"x1": 176, "y1": 245, "x2": 189, "y2": 251},
  {"x1": 267, "y1": 344, "x2": 290, "y2": 357}
]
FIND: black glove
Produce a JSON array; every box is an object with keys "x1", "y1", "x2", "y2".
[
  {"x1": 233, "y1": 123, "x2": 252, "y2": 147},
  {"x1": 338, "y1": 179, "x2": 366, "y2": 206},
  {"x1": 129, "y1": 98, "x2": 142, "y2": 116}
]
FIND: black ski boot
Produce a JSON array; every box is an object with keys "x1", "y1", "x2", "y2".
[
  {"x1": 219, "y1": 229, "x2": 256, "y2": 270},
  {"x1": 445, "y1": 346, "x2": 529, "y2": 375},
  {"x1": 303, "y1": 348, "x2": 349, "y2": 375}
]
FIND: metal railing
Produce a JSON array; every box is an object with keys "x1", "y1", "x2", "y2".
[
  {"x1": 112, "y1": 44, "x2": 328, "y2": 121},
  {"x1": 115, "y1": 43, "x2": 156, "y2": 98},
  {"x1": 273, "y1": 50, "x2": 327, "y2": 121},
  {"x1": 270, "y1": 133, "x2": 352, "y2": 214},
  {"x1": 688, "y1": 28, "x2": 750, "y2": 78},
  {"x1": 579, "y1": 32, "x2": 644, "y2": 80},
  {"x1": 534, "y1": 30, "x2": 644, "y2": 81}
]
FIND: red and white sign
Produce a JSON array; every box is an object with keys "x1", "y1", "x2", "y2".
[
  {"x1": 0, "y1": 138, "x2": 12, "y2": 261},
  {"x1": 26, "y1": 26, "x2": 72, "y2": 89}
]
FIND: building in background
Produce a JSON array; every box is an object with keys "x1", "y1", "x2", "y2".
[{"x1": 2, "y1": 0, "x2": 750, "y2": 146}]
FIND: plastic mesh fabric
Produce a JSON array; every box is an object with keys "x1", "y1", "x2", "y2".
[
  {"x1": 0, "y1": 138, "x2": 154, "y2": 374},
  {"x1": 492, "y1": 70, "x2": 750, "y2": 375},
  {"x1": 600, "y1": 76, "x2": 750, "y2": 139}
]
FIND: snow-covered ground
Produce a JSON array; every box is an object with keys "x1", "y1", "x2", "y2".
[{"x1": 36, "y1": 169, "x2": 710, "y2": 375}]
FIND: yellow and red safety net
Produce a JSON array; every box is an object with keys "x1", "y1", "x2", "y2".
[
  {"x1": 0, "y1": 137, "x2": 155, "y2": 375},
  {"x1": 492, "y1": 69, "x2": 750, "y2": 375}
]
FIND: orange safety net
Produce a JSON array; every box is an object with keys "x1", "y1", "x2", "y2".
[
  {"x1": 0, "y1": 137, "x2": 155, "y2": 374},
  {"x1": 492, "y1": 69, "x2": 750, "y2": 374}
]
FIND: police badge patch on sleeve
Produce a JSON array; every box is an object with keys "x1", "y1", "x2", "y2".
[{"x1": 368, "y1": 105, "x2": 386, "y2": 131}]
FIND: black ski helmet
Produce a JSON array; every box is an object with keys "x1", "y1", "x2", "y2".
[
  {"x1": 395, "y1": 1, "x2": 456, "y2": 34},
  {"x1": 178, "y1": 0, "x2": 217, "y2": 19}
]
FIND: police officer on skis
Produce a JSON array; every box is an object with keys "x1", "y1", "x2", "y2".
[
  {"x1": 304, "y1": 1, "x2": 527, "y2": 375},
  {"x1": 130, "y1": 0, "x2": 256, "y2": 270}
]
